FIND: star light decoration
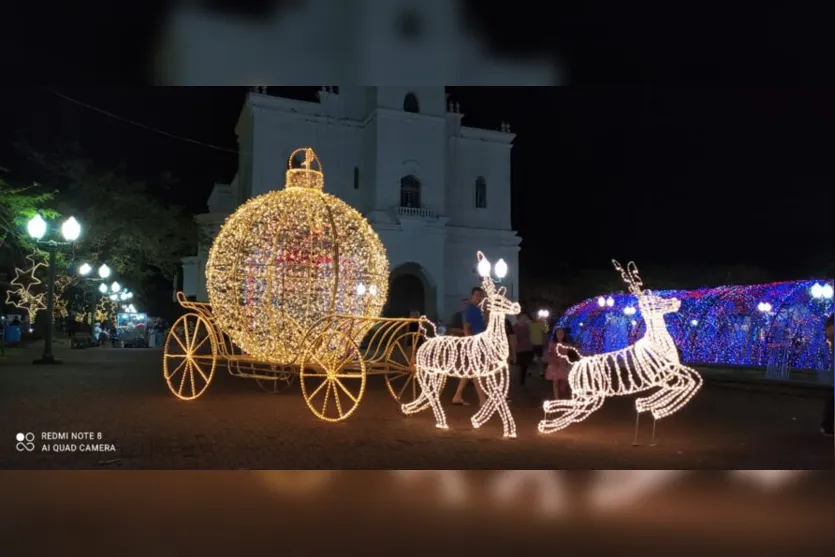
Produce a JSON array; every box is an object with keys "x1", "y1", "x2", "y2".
[
  {"x1": 538, "y1": 260, "x2": 703, "y2": 445},
  {"x1": 53, "y1": 274, "x2": 78, "y2": 320},
  {"x1": 204, "y1": 147, "x2": 389, "y2": 366},
  {"x1": 96, "y1": 296, "x2": 117, "y2": 323},
  {"x1": 401, "y1": 251, "x2": 521, "y2": 438},
  {"x1": 4, "y1": 249, "x2": 47, "y2": 322}
]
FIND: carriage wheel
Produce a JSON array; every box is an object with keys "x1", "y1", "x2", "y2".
[
  {"x1": 255, "y1": 365, "x2": 297, "y2": 394},
  {"x1": 384, "y1": 332, "x2": 443, "y2": 405},
  {"x1": 164, "y1": 313, "x2": 217, "y2": 400},
  {"x1": 300, "y1": 330, "x2": 366, "y2": 422}
]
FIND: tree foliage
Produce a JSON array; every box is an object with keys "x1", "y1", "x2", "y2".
[
  {"x1": 0, "y1": 175, "x2": 60, "y2": 256},
  {"x1": 18, "y1": 144, "x2": 196, "y2": 286}
]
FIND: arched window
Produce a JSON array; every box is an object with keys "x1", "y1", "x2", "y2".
[
  {"x1": 475, "y1": 176, "x2": 487, "y2": 208},
  {"x1": 400, "y1": 175, "x2": 421, "y2": 208},
  {"x1": 403, "y1": 92, "x2": 420, "y2": 113},
  {"x1": 353, "y1": 166, "x2": 360, "y2": 189}
]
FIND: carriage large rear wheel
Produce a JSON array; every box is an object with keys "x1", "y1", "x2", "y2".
[
  {"x1": 300, "y1": 329, "x2": 366, "y2": 422},
  {"x1": 384, "y1": 331, "x2": 444, "y2": 405},
  {"x1": 164, "y1": 313, "x2": 217, "y2": 400}
]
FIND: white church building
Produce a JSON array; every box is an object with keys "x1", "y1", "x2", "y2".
[{"x1": 181, "y1": 86, "x2": 521, "y2": 322}]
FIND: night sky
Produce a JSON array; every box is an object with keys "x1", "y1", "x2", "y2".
[{"x1": 0, "y1": 86, "x2": 832, "y2": 281}]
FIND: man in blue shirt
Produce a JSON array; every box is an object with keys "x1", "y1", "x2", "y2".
[{"x1": 451, "y1": 286, "x2": 487, "y2": 406}]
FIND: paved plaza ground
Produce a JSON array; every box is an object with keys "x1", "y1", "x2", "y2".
[{"x1": 0, "y1": 340, "x2": 831, "y2": 469}]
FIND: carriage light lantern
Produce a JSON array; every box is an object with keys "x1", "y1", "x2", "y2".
[
  {"x1": 111, "y1": 281, "x2": 121, "y2": 293},
  {"x1": 78, "y1": 263, "x2": 92, "y2": 276},
  {"x1": 109, "y1": 294, "x2": 118, "y2": 301},
  {"x1": 402, "y1": 251, "x2": 519, "y2": 438},
  {"x1": 98, "y1": 264, "x2": 111, "y2": 279},
  {"x1": 98, "y1": 283, "x2": 108, "y2": 294},
  {"x1": 61, "y1": 217, "x2": 81, "y2": 242},
  {"x1": 203, "y1": 147, "x2": 389, "y2": 369}
]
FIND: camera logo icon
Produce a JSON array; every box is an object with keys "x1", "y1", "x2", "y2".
[{"x1": 15, "y1": 432, "x2": 35, "y2": 452}]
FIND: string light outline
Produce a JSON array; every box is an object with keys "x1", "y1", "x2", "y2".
[
  {"x1": 5, "y1": 250, "x2": 47, "y2": 322},
  {"x1": 538, "y1": 260, "x2": 703, "y2": 435},
  {"x1": 401, "y1": 251, "x2": 521, "y2": 438}
]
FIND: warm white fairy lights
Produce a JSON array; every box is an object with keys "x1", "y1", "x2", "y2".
[
  {"x1": 204, "y1": 147, "x2": 389, "y2": 365},
  {"x1": 401, "y1": 251, "x2": 521, "y2": 438},
  {"x1": 538, "y1": 260, "x2": 703, "y2": 443}
]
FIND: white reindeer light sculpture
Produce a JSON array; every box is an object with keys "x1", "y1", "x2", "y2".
[
  {"x1": 538, "y1": 260, "x2": 703, "y2": 445},
  {"x1": 401, "y1": 251, "x2": 521, "y2": 438}
]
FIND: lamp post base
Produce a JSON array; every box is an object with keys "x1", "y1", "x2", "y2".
[{"x1": 33, "y1": 355, "x2": 62, "y2": 365}]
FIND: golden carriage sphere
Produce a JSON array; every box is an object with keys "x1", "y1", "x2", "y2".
[{"x1": 205, "y1": 148, "x2": 390, "y2": 364}]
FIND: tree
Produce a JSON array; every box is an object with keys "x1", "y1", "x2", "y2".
[
  {"x1": 0, "y1": 176, "x2": 60, "y2": 256},
  {"x1": 19, "y1": 145, "x2": 196, "y2": 289}
]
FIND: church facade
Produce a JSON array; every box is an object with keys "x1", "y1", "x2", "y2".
[{"x1": 181, "y1": 86, "x2": 521, "y2": 323}]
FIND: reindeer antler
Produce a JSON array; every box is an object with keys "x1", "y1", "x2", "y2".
[
  {"x1": 612, "y1": 259, "x2": 632, "y2": 287},
  {"x1": 612, "y1": 259, "x2": 641, "y2": 295},
  {"x1": 626, "y1": 261, "x2": 643, "y2": 293}
]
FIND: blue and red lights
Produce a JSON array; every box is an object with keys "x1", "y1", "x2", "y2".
[{"x1": 558, "y1": 280, "x2": 834, "y2": 371}]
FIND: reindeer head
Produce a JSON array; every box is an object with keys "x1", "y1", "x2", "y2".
[
  {"x1": 612, "y1": 260, "x2": 680, "y2": 317},
  {"x1": 476, "y1": 251, "x2": 521, "y2": 317}
]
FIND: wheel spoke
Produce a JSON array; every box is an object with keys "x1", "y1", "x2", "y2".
[
  {"x1": 397, "y1": 374, "x2": 412, "y2": 399},
  {"x1": 188, "y1": 365, "x2": 196, "y2": 398},
  {"x1": 332, "y1": 382, "x2": 345, "y2": 417},
  {"x1": 178, "y1": 361, "x2": 190, "y2": 396},
  {"x1": 307, "y1": 376, "x2": 329, "y2": 400},
  {"x1": 321, "y1": 381, "x2": 332, "y2": 415},
  {"x1": 166, "y1": 358, "x2": 188, "y2": 380},
  {"x1": 192, "y1": 332, "x2": 210, "y2": 353},
  {"x1": 335, "y1": 378, "x2": 359, "y2": 404},
  {"x1": 173, "y1": 331, "x2": 188, "y2": 354},
  {"x1": 395, "y1": 339, "x2": 409, "y2": 363},
  {"x1": 190, "y1": 320, "x2": 200, "y2": 349},
  {"x1": 193, "y1": 361, "x2": 210, "y2": 383}
]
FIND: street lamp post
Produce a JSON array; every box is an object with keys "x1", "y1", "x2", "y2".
[
  {"x1": 27, "y1": 214, "x2": 81, "y2": 364},
  {"x1": 79, "y1": 263, "x2": 111, "y2": 333}
]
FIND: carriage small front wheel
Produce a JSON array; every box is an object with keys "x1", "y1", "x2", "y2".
[
  {"x1": 299, "y1": 329, "x2": 366, "y2": 422},
  {"x1": 164, "y1": 313, "x2": 217, "y2": 400},
  {"x1": 384, "y1": 331, "x2": 445, "y2": 405}
]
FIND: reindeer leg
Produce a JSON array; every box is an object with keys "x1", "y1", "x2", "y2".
[
  {"x1": 650, "y1": 417, "x2": 657, "y2": 446},
  {"x1": 401, "y1": 368, "x2": 430, "y2": 415},
  {"x1": 425, "y1": 373, "x2": 449, "y2": 429},
  {"x1": 492, "y1": 365, "x2": 517, "y2": 438},
  {"x1": 470, "y1": 376, "x2": 494, "y2": 428},
  {"x1": 632, "y1": 411, "x2": 641, "y2": 446},
  {"x1": 539, "y1": 393, "x2": 605, "y2": 434},
  {"x1": 639, "y1": 365, "x2": 704, "y2": 446}
]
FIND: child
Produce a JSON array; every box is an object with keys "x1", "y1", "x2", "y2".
[{"x1": 545, "y1": 327, "x2": 576, "y2": 400}]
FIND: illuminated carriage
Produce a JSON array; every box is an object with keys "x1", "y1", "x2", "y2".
[{"x1": 163, "y1": 148, "x2": 433, "y2": 422}]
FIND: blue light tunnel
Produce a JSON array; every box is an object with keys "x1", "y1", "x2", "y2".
[{"x1": 557, "y1": 280, "x2": 834, "y2": 371}]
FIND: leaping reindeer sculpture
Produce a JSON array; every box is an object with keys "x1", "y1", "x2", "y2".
[
  {"x1": 401, "y1": 251, "x2": 521, "y2": 438},
  {"x1": 538, "y1": 260, "x2": 703, "y2": 445}
]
